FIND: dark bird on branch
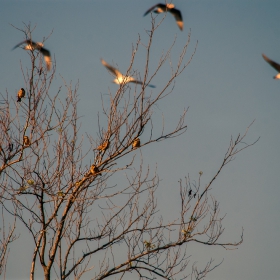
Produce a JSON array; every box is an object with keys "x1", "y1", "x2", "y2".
[
  {"x1": 132, "y1": 138, "x2": 141, "y2": 150},
  {"x1": 17, "y1": 88, "x2": 25, "y2": 102},
  {"x1": 23, "y1": 136, "x2": 31, "y2": 146}
]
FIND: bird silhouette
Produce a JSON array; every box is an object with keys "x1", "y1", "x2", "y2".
[
  {"x1": 17, "y1": 88, "x2": 25, "y2": 102},
  {"x1": 13, "y1": 39, "x2": 52, "y2": 71},
  {"x1": 8, "y1": 143, "x2": 13, "y2": 152},
  {"x1": 101, "y1": 59, "x2": 155, "y2": 88},
  {"x1": 90, "y1": 164, "x2": 100, "y2": 176},
  {"x1": 143, "y1": 3, "x2": 183, "y2": 31},
  {"x1": 132, "y1": 138, "x2": 141, "y2": 149},
  {"x1": 23, "y1": 136, "x2": 31, "y2": 146}
]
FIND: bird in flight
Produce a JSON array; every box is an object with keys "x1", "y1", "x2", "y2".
[
  {"x1": 262, "y1": 54, "x2": 280, "y2": 79},
  {"x1": 101, "y1": 59, "x2": 156, "y2": 88},
  {"x1": 12, "y1": 39, "x2": 52, "y2": 71},
  {"x1": 143, "y1": 3, "x2": 183, "y2": 31}
]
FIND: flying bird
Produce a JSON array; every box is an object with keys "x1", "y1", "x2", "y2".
[
  {"x1": 143, "y1": 3, "x2": 183, "y2": 31},
  {"x1": 12, "y1": 39, "x2": 52, "y2": 71},
  {"x1": 262, "y1": 54, "x2": 280, "y2": 79},
  {"x1": 17, "y1": 88, "x2": 25, "y2": 102},
  {"x1": 101, "y1": 59, "x2": 156, "y2": 88}
]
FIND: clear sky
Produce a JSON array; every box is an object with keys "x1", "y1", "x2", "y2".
[{"x1": 1, "y1": 1, "x2": 280, "y2": 280}]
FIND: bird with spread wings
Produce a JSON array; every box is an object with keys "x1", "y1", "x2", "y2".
[
  {"x1": 143, "y1": 3, "x2": 183, "y2": 31},
  {"x1": 101, "y1": 59, "x2": 156, "y2": 88},
  {"x1": 12, "y1": 39, "x2": 52, "y2": 71},
  {"x1": 262, "y1": 54, "x2": 280, "y2": 79}
]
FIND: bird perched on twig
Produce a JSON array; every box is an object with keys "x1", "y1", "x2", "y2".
[
  {"x1": 89, "y1": 164, "x2": 100, "y2": 176},
  {"x1": 96, "y1": 140, "x2": 110, "y2": 152},
  {"x1": 57, "y1": 191, "x2": 65, "y2": 198},
  {"x1": 23, "y1": 136, "x2": 31, "y2": 146},
  {"x1": 143, "y1": 3, "x2": 183, "y2": 31},
  {"x1": 7, "y1": 143, "x2": 13, "y2": 153},
  {"x1": 144, "y1": 240, "x2": 156, "y2": 250},
  {"x1": 132, "y1": 138, "x2": 140, "y2": 149},
  {"x1": 12, "y1": 39, "x2": 52, "y2": 71},
  {"x1": 262, "y1": 54, "x2": 280, "y2": 79},
  {"x1": 18, "y1": 185, "x2": 29, "y2": 193},
  {"x1": 17, "y1": 88, "x2": 25, "y2": 102},
  {"x1": 101, "y1": 59, "x2": 156, "y2": 88}
]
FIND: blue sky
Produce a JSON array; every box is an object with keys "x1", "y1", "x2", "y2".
[{"x1": 1, "y1": 1, "x2": 280, "y2": 279}]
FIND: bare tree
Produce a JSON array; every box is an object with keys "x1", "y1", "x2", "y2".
[
  {"x1": 0, "y1": 20, "x2": 258, "y2": 280},
  {"x1": 0, "y1": 207, "x2": 17, "y2": 276}
]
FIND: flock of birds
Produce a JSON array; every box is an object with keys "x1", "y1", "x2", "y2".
[
  {"x1": 4, "y1": 3, "x2": 280, "y2": 201},
  {"x1": 11, "y1": 2, "x2": 280, "y2": 104},
  {"x1": 12, "y1": 3, "x2": 184, "y2": 91}
]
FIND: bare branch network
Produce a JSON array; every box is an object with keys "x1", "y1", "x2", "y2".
[{"x1": 0, "y1": 19, "x2": 258, "y2": 280}]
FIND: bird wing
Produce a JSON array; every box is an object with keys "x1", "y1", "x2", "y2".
[
  {"x1": 130, "y1": 80, "x2": 142, "y2": 85},
  {"x1": 12, "y1": 39, "x2": 33, "y2": 50},
  {"x1": 143, "y1": 3, "x2": 166, "y2": 16},
  {"x1": 130, "y1": 80, "x2": 156, "y2": 88},
  {"x1": 40, "y1": 47, "x2": 52, "y2": 71},
  {"x1": 169, "y1": 8, "x2": 183, "y2": 31},
  {"x1": 101, "y1": 59, "x2": 123, "y2": 78},
  {"x1": 262, "y1": 54, "x2": 280, "y2": 72}
]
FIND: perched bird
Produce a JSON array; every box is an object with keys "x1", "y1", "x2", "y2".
[
  {"x1": 27, "y1": 179, "x2": 34, "y2": 185},
  {"x1": 90, "y1": 164, "x2": 100, "y2": 176},
  {"x1": 262, "y1": 54, "x2": 280, "y2": 79},
  {"x1": 12, "y1": 39, "x2": 52, "y2": 71},
  {"x1": 132, "y1": 138, "x2": 140, "y2": 149},
  {"x1": 57, "y1": 191, "x2": 65, "y2": 198},
  {"x1": 182, "y1": 229, "x2": 192, "y2": 239},
  {"x1": 96, "y1": 140, "x2": 110, "y2": 152},
  {"x1": 8, "y1": 143, "x2": 13, "y2": 152},
  {"x1": 23, "y1": 136, "x2": 31, "y2": 146},
  {"x1": 143, "y1": 240, "x2": 155, "y2": 250},
  {"x1": 190, "y1": 216, "x2": 197, "y2": 222},
  {"x1": 143, "y1": 3, "x2": 183, "y2": 31},
  {"x1": 18, "y1": 185, "x2": 29, "y2": 192},
  {"x1": 188, "y1": 189, "x2": 192, "y2": 197},
  {"x1": 75, "y1": 178, "x2": 86, "y2": 187},
  {"x1": 101, "y1": 59, "x2": 156, "y2": 88},
  {"x1": 17, "y1": 88, "x2": 25, "y2": 102}
]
